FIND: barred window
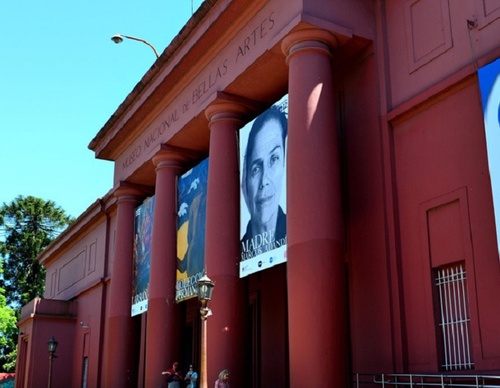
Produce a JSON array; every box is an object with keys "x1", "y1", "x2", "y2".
[{"x1": 435, "y1": 264, "x2": 474, "y2": 371}]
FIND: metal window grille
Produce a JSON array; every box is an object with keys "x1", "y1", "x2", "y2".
[
  {"x1": 353, "y1": 373, "x2": 500, "y2": 387},
  {"x1": 435, "y1": 264, "x2": 473, "y2": 371}
]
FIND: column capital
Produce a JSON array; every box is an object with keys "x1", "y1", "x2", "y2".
[
  {"x1": 152, "y1": 144, "x2": 204, "y2": 171},
  {"x1": 114, "y1": 182, "x2": 150, "y2": 203},
  {"x1": 281, "y1": 28, "x2": 338, "y2": 60},
  {"x1": 205, "y1": 92, "x2": 262, "y2": 128}
]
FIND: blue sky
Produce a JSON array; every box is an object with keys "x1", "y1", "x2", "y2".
[{"x1": 0, "y1": 0, "x2": 202, "y2": 218}]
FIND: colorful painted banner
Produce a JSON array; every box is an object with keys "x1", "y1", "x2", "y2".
[
  {"x1": 176, "y1": 158, "x2": 209, "y2": 302},
  {"x1": 239, "y1": 95, "x2": 288, "y2": 277},
  {"x1": 131, "y1": 196, "x2": 154, "y2": 316},
  {"x1": 479, "y1": 58, "x2": 500, "y2": 254}
]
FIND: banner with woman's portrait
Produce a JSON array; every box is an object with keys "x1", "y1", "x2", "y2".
[{"x1": 239, "y1": 95, "x2": 288, "y2": 277}]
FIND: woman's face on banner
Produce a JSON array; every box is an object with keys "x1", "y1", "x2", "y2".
[{"x1": 246, "y1": 118, "x2": 285, "y2": 229}]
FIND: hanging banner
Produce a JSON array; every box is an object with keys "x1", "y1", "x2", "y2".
[
  {"x1": 479, "y1": 58, "x2": 500, "y2": 255},
  {"x1": 239, "y1": 95, "x2": 288, "y2": 277},
  {"x1": 131, "y1": 196, "x2": 154, "y2": 316},
  {"x1": 176, "y1": 158, "x2": 209, "y2": 302}
]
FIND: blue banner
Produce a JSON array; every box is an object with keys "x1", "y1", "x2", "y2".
[
  {"x1": 176, "y1": 158, "x2": 208, "y2": 302},
  {"x1": 131, "y1": 196, "x2": 154, "y2": 316},
  {"x1": 479, "y1": 58, "x2": 500, "y2": 254}
]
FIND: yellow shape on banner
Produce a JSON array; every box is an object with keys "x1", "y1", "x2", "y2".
[{"x1": 177, "y1": 221, "x2": 189, "y2": 280}]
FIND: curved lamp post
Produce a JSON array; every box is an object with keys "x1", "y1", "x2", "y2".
[
  {"x1": 47, "y1": 337, "x2": 58, "y2": 388},
  {"x1": 197, "y1": 274, "x2": 215, "y2": 388},
  {"x1": 111, "y1": 34, "x2": 159, "y2": 58}
]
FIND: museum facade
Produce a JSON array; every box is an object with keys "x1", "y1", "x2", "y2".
[{"x1": 14, "y1": 0, "x2": 500, "y2": 387}]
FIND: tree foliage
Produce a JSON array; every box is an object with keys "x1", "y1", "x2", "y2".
[
  {"x1": 0, "y1": 196, "x2": 74, "y2": 372},
  {"x1": 0, "y1": 258, "x2": 17, "y2": 372},
  {"x1": 0, "y1": 196, "x2": 74, "y2": 308}
]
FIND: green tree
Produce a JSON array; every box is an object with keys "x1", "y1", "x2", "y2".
[
  {"x1": 0, "y1": 258, "x2": 17, "y2": 372},
  {"x1": 0, "y1": 196, "x2": 74, "y2": 372},
  {"x1": 0, "y1": 196, "x2": 74, "y2": 308}
]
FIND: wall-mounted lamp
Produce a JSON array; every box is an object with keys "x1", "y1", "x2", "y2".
[
  {"x1": 47, "y1": 337, "x2": 58, "y2": 388},
  {"x1": 111, "y1": 33, "x2": 159, "y2": 58}
]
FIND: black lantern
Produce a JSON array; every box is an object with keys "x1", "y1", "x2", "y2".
[
  {"x1": 47, "y1": 337, "x2": 58, "y2": 388},
  {"x1": 48, "y1": 337, "x2": 58, "y2": 354}
]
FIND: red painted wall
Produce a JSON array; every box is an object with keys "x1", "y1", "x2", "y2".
[{"x1": 392, "y1": 81, "x2": 500, "y2": 372}]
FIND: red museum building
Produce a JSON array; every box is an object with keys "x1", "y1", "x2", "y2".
[{"x1": 14, "y1": 0, "x2": 500, "y2": 387}]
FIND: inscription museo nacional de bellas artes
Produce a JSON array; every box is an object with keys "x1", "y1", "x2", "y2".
[{"x1": 117, "y1": 11, "x2": 278, "y2": 177}]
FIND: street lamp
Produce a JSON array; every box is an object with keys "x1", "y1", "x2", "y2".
[
  {"x1": 197, "y1": 274, "x2": 215, "y2": 388},
  {"x1": 111, "y1": 33, "x2": 159, "y2": 58},
  {"x1": 47, "y1": 337, "x2": 58, "y2": 388}
]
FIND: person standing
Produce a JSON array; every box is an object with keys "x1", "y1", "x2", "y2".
[
  {"x1": 184, "y1": 364, "x2": 198, "y2": 388},
  {"x1": 214, "y1": 369, "x2": 230, "y2": 388},
  {"x1": 162, "y1": 361, "x2": 183, "y2": 388}
]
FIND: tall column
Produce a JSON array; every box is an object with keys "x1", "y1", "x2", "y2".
[
  {"x1": 282, "y1": 29, "x2": 348, "y2": 387},
  {"x1": 104, "y1": 185, "x2": 144, "y2": 388},
  {"x1": 204, "y1": 101, "x2": 249, "y2": 388},
  {"x1": 145, "y1": 149, "x2": 184, "y2": 388}
]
